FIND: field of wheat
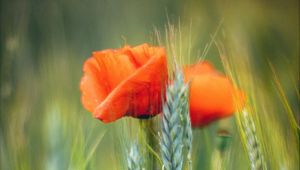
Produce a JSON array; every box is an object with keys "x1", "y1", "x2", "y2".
[{"x1": 0, "y1": 0, "x2": 299, "y2": 169}]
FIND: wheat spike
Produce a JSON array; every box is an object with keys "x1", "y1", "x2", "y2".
[
  {"x1": 242, "y1": 109, "x2": 266, "y2": 170},
  {"x1": 160, "y1": 67, "x2": 191, "y2": 170},
  {"x1": 127, "y1": 142, "x2": 143, "y2": 170}
]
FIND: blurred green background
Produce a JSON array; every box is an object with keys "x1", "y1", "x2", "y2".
[{"x1": 0, "y1": 0, "x2": 299, "y2": 169}]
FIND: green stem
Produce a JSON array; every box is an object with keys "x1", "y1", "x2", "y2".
[{"x1": 139, "y1": 119, "x2": 159, "y2": 170}]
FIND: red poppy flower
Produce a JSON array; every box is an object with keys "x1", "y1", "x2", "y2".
[
  {"x1": 184, "y1": 62, "x2": 245, "y2": 127},
  {"x1": 80, "y1": 44, "x2": 167, "y2": 123}
]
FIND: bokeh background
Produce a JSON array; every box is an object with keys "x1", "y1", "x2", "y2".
[{"x1": 0, "y1": 0, "x2": 299, "y2": 169}]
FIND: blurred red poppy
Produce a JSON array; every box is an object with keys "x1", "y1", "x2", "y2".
[
  {"x1": 184, "y1": 62, "x2": 245, "y2": 127},
  {"x1": 80, "y1": 44, "x2": 167, "y2": 123}
]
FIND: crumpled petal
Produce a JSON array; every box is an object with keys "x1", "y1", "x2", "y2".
[{"x1": 80, "y1": 44, "x2": 167, "y2": 123}]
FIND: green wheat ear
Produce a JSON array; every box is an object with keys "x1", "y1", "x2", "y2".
[
  {"x1": 160, "y1": 66, "x2": 192, "y2": 170},
  {"x1": 127, "y1": 142, "x2": 143, "y2": 170},
  {"x1": 181, "y1": 82, "x2": 193, "y2": 170},
  {"x1": 240, "y1": 109, "x2": 267, "y2": 170}
]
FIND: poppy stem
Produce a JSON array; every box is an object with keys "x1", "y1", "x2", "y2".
[{"x1": 139, "y1": 119, "x2": 160, "y2": 170}]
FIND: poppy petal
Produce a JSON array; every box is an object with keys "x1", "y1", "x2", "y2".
[
  {"x1": 80, "y1": 57, "x2": 108, "y2": 113},
  {"x1": 184, "y1": 62, "x2": 245, "y2": 127},
  {"x1": 93, "y1": 47, "x2": 167, "y2": 122},
  {"x1": 92, "y1": 47, "x2": 138, "y2": 92},
  {"x1": 184, "y1": 61, "x2": 215, "y2": 78}
]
